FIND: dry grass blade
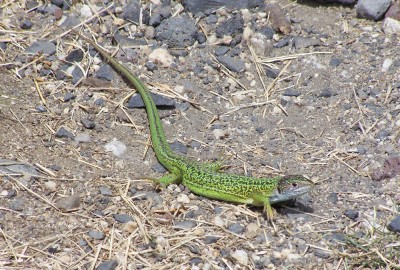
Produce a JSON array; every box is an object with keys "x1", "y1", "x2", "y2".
[
  {"x1": 258, "y1": 51, "x2": 333, "y2": 64},
  {"x1": 224, "y1": 100, "x2": 276, "y2": 115},
  {"x1": 248, "y1": 43, "x2": 267, "y2": 94}
]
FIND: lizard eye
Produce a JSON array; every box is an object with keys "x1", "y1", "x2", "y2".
[{"x1": 291, "y1": 183, "x2": 298, "y2": 188}]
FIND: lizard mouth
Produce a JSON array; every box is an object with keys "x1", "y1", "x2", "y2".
[{"x1": 269, "y1": 185, "x2": 312, "y2": 204}]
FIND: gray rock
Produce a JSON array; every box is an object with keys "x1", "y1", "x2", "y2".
[
  {"x1": 376, "y1": 129, "x2": 390, "y2": 141},
  {"x1": 387, "y1": 216, "x2": 400, "y2": 233},
  {"x1": 170, "y1": 140, "x2": 188, "y2": 154},
  {"x1": 190, "y1": 140, "x2": 201, "y2": 149},
  {"x1": 63, "y1": 92, "x2": 76, "y2": 102},
  {"x1": 122, "y1": 0, "x2": 141, "y2": 24},
  {"x1": 318, "y1": 88, "x2": 337, "y2": 98},
  {"x1": 327, "y1": 192, "x2": 338, "y2": 204},
  {"x1": 151, "y1": 163, "x2": 167, "y2": 173},
  {"x1": 145, "y1": 61, "x2": 158, "y2": 71},
  {"x1": 283, "y1": 88, "x2": 301, "y2": 97},
  {"x1": 356, "y1": 0, "x2": 391, "y2": 21},
  {"x1": 78, "y1": 239, "x2": 88, "y2": 246},
  {"x1": 94, "y1": 97, "x2": 104, "y2": 106},
  {"x1": 81, "y1": 118, "x2": 96, "y2": 129},
  {"x1": 55, "y1": 126, "x2": 75, "y2": 139},
  {"x1": 99, "y1": 186, "x2": 113, "y2": 196},
  {"x1": 96, "y1": 260, "x2": 118, "y2": 270},
  {"x1": 217, "y1": 55, "x2": 245, "y2": 73},
  {"x1": 56, "y1": 194, "x2": 80, "y2": 211},
  {"x1": 66, "y1": 49, "x2": 84, "y2": 62},
  {"x1": 6, "y1": 163, "x2": 39, "y2": 176},
  {"x1": 324, "y1": 232, "x2": 346, "y2": 243},
  {"x1": 215, "y1": 14, "x2": 244, "y2": 38},
  {"x1": 71, "y1": 66, "x2": 84, "y2": 84},
  {"x1": 50, "y1": 0, "x2": 65, "y2": 8},
  {"x1": 204, "y1": 235, "x2": 220, "y2": 244},
  {"x1": 37, "y1": 4, "x2": 59, "y2": 15},
  {"x1": 228, "y1": 222, "x2": 245, "y2": 234},
  {"x1": 294, "y1": 36, "x2": 321, "y2": 49},
  {"x1": 155, "y1": 16, "x2": 198, "y2": 48},
  {"x1": 259, "y1": 27, "x2": 275, "y2": 39},
  {"x1": 329, "y1": 57, "x2": 343, "y2": 67},
  {"x1": 88, "y1": 230, "x2": 105, "y2": 240},
  {"x1": 189, "y1": 257, "x2": 202, "y2": 265},
  {"x1": 215, "y1": 46, "x2": 230, "y2": 56},
  {"x1": 315, "y1": 0, "x2": 355, "y2": 3},
  {"x1": 60, "y1": 15, "x2": 80, "y2": 29},
  {"x1": 344, "y1": 209, "x2": 359, "y2": 220},
  {"x1": 314, "y1": 249, "x2": 331, "y2": 259},
  {"x1": 127, "y1": 92, "x2": 175, "y2": 108},
  {"x1": 36, "y1": 105, "x2": 47, "y2": 112},
  {"x1": 5, "y1": 189, "x2": 16, "y2": 199},
  {"x1": 20, "y1": 19, "x2": 33, "y2": 30},
  {"x1": 182, "y1": 0, "x2": 262, "y2": 15},
  {"x1": 10, "y1": 198, "x2": 26, "y2": 211},
  {"x1": 265, "y1": 67, "x2": 280, "y2": 78},
  {"x1": 25, "y1": 41, "x2": 56, "y2": 55},
  {"x1": 149, "y1": 13, "x2": 162, "y2": 27},
  {"x1": 274, "y1": 37, "x2": 290, "y2": 48},
  {"x1": 174, "y1": 220, "x2": 197, "y2": 230},
  {"x1": 113, "y1": 213, "x2": 133, "y2": 223},
  {"x1": 95, "y1": 65, "x2": 114, "y2": 81}
]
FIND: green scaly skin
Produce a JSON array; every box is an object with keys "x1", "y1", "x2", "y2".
[{"x1": 73, "y1": 30, "x2": 313, "y2": 220}]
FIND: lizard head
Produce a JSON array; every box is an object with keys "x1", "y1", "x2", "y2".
[{"x1": 269, "y1": 175, "x2": 314, "y2": 204}]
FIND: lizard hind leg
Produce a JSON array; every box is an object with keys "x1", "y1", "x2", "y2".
[{"x1": 152, "y1": 173, "x2": 182, "y2": 189}]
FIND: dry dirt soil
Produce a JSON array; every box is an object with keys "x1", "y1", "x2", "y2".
[{"x1": 0, "y1": 0, "x2": 399, "y2": 269}]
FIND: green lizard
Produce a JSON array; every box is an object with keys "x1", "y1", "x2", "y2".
[{"x1": 72, "y1": 30, "x2": 313, "y2": 220}]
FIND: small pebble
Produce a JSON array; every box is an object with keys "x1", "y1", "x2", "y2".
[
  {"x1": 174, "y1": 220, "x2": 197, "y2": 230},
  {"x1": 176, "y1": 193, "x2": 190, "y2": 204},
  {"x1": 44, "y1": 181, "x2": 57, "y2": 192},
  {"x1": 56, "y1": 195, "x2": 80, "y2": 211},
  {"x1": 387, "y1": 216, "x2": 400, "y2": 233},
  {"x1": 213, "y1": 129, "x2": 226, "y2": 139},
  {"x1": 214, "y1": 216, "x2": 225, "y2": 227},
  {"x1": 113, "y1": 214, "x2": 133, "y2": 223},
  {"x1": 10, "y1": 198, "x2": 26, "y2": 211},
  {"x1": 231, "y1": 249, "x2": 249, "y2": 266},
  {"x1": 75, "y1": 133, "x2": 91, "y2": 143},
  {"x1": 104, "y1": 138, "x2": 127, "y2": 157},
  {"x1": 123, "y1": 221, "x2": 138, "y2": 233},
  {"x1": 88, "y1": 230, "x2": 105, "y2": 240},
  {"x1": 344, "y1": 209, "x2": 359, "y2": 220},
  {"x1": 99, "y1": 186, "x2": 113, "y2": 196},
  {"x1": 81, "y1": 118, "x2": 96, "y2": 129},
  {"x1": 96, "y1": 260, "x2": 118, "y2": 270},
  {"x1": 245, "y1": 223, "x2": 260, "y2": 238},
  {"x1": 228, "y1": 222, "x2": 245, "y2": 234}
]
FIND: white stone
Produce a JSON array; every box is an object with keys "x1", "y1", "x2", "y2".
[
  {"x1": 80, "y1": 5, "x2": 93, "y2": 18},
  {"x1": 176, "y1": 193, "x2": 190, "y2": 204},
  {"x1": 213, "y1": 216, "x2": 225, "y2": 227},
  {"x1": 382, "y1": 58, "x2": 393, "y2": 72},
  {"x1": 232, "y1": 249, "x2": 249, "y2": 266},
  {"x1": 382, "y1": 17, "x2": 400, "y2": 35},
  {"x1": 104, "y1": 138, "x2": 127, "y2": 157},
  {"x1": 44, "y1": 181, "x2": 57, "y2": 192},
  {"x1": 148, "y1": 48, "x2": 174, "y2": 67}
]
